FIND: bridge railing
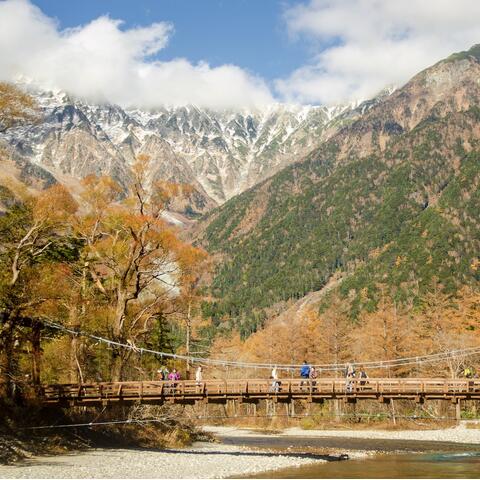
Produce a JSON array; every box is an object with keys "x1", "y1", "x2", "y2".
[{"x1": 40, "y1": 377, "x2": 480, "y2": 403}]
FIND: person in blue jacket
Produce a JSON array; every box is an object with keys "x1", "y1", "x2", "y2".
[
  {"x1": 300, "y1": 360, "x2": 311, "y2": 390},
  {"x1": 300, "y1": 360, "x2": 311, "y2": 379}
]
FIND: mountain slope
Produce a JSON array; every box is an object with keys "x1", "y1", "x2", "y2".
[
  {"x1": 196, "y1": 45, "x2": 480, "y2": 335},
  {"x1": 0, "y1": 89, "x2": 367, "y2": 214}
]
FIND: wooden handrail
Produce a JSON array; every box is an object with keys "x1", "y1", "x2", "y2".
[{"x1": 36, "y1": 377, "x2": 480, "y2": 405}]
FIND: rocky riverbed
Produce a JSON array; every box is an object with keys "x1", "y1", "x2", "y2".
[
  {"x1": 1, "y1": 424, "x2": 478, "y2": 478},
  {"x1": 0, "y1": 442, "x2": 331, "y2": 479}
]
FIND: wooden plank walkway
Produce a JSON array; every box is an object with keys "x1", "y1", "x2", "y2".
[{"x1": 39, "y1": 378, "x2": 480, "y2": 407}]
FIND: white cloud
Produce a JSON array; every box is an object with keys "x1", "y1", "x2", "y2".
[
  {"x1": 1, "y1": 0, "x2": 480, "y2": 109},
  {"x1": 0, "y1": 0, "x2": 273, "y2": 109},
  {"x1": 277, "y1": 0, "x2": 480, "y2": 105}
]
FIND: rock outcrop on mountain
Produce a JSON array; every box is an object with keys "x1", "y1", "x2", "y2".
[
  {"x1": 196, "y1": 45, "x2": 480, "y2": 335},
  {"x1": 0, "y1": 87, "x2": 369, "y2": 215}
]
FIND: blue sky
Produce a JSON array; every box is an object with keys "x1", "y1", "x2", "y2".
[
  {"x1": 2, "y1": 0, "x2": 480, "y2": 108},
  {"x1": 31, "y1": 0, "x2": 311, "y2": 80}
]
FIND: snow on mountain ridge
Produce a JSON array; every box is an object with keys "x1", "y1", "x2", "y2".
[{"x1": 2, "y1": 84, "x2": 387, "y2": 210}]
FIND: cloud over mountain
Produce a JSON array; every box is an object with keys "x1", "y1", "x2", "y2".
[
  {"x1": 277, "y1": 0, "x2": 480, "y2": 105},
  {"x1": 0, "y1": 0, "x2": 273, "y2": 109},
  {"x1": 2, "y1": 0, "x2": 480, "y2": 108}
]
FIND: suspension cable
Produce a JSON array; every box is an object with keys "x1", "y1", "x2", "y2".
[{"x1": 41, "y1": 318, "x2": 480, "y2": 372}]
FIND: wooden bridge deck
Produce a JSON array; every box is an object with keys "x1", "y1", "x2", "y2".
[{"x1": 39, "y1": 378, "x2": 480, "y2": 407}]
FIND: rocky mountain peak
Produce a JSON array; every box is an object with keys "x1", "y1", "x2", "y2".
[{"x1": 1, "y1": 87, "x2": 371, "y2": 213}]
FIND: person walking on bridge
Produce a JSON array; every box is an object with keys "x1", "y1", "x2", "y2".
[
  {"x1": 270, "y1": 365, "x2": 280, "y2": 393},
  {"x1": 309, "y1": 366, "x2": 318, "y2": 392},
  {"x1": 359, "y1": 367, "x2": 368, "y2": 387},
  {"x1": 195, "y1": 365, "x2": 203, "y2": 384},
  {"x1": 195, "y1": 365, "x2": 203, "y2": 393},
  {"x1": 300, "y1": 361, "x2": 310, "y2": 379},
  {"x1": 157, "y1": 365, "x2": 169, "y2": 381},
  {"x1": 300, "y1": 360, "x2": 311, "y2": 391},
  {"x1": 167, "y1": 368, "x2": 180, "y2": 394},
  {"x1": 345, "y1": 363, "x2": 356, "y2": 393}
]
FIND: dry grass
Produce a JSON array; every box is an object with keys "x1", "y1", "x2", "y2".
[
  {"x1": 0, "y1": 400, "x2": 207, "y2": 465},
  {"x1": 465, "y1": 422, "x2": 480, "y2": 429}
]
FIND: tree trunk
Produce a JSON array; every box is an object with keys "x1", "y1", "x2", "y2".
[
  {"x1": 68, "y1": 305, "x2": 84, "y2": 384},
  {"x1": 31, "y1": 321, "x2": 42, "y2": 393},
  {"x1": 111, "y1": 286, "x2": 129, "y2": 382},
  {"x1": 70, "y1": 334, "x2": 79, "y2": 383},
  {"x1": 111, "y1": 350, "x2": 124, "y2": 382},
  {"x1": 0, "y1": 316, "x2": 14, "y2": 398},
  {"x1": 113, "y1": 288, "x2": 128, "y2": 338},
  {"x1": 186, "y1": 302, "x2": 191, "y2": 379},
  {"x1": 69, "y1": 335, "x2": 85, "y2": 384},
  {"x1": 333, "y1": 354, "x2": 341, "y2": 422}
]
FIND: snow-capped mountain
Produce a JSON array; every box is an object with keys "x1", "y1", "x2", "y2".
[{"x1": 0, "y1": 86, "x2": 379, "y2": 215}]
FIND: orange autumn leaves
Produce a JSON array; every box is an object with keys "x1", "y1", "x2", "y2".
[
  {"x1": 71, "y1": 154, "x2": 207, "y2": 380},
  {"x1": 213, "y1": 286, "x2": 480, "y2": 379},
  {"x1": 2, "y1": 154, "x2": 207, "y2": 384}
]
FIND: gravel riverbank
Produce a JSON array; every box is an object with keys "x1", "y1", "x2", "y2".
[
  {"x1": 205, "y1": 424, "x2": 480, "y2": 444},
  {"x1": 0, "y1": 442, "x2": 329, "y2": 479}
]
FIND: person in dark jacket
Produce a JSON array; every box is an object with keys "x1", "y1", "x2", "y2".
[{"x1": 309, "y1": 366, "x2": 318, "y2": 392}]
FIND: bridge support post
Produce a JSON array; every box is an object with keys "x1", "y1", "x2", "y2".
[
  {"x1": 290, "y1": 399, "x2": 295, "y2": 417},
  {"x1": 455, "y1": 399, "x2": 462, "y2": 422},
  {"x1": 390, "y1": 398, "x2": 396, "y2": 425},
  {"x1": 333, "y1": 399, "x2": 341, "y2": 422},
  {"x1": 266, "y1": 399, "x2": 275, "y2": 417}
]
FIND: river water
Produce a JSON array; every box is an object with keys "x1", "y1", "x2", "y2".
[
  {"x1": 223, "y1": 434, "x2": 480, "y2": 479},
  {"x1": 251, "y1": 452, "x2": 480, "y2": 479}
]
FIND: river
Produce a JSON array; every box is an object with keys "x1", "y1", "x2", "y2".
[
  {"x1": 219, "y1": 430, "x2": 480, "y2": 479},
  {"x1": 249, "y1": 451, "x2": 480, "y2": 479}
]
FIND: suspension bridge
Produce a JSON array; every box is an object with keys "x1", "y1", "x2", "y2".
[
  {"x1": 38, "y1": 377, "x2": 480, "y2": 408},
  {"x1": 32, "y1": 320, "x2": 480, "y2": 418}
]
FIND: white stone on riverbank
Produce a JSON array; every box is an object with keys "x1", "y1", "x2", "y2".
[
  {"x1": 205, "y1": 424, "x2": 480, "y2": 444},
  {"x1": 0, "y1": 442, "x2": 326, "y2": 479}
]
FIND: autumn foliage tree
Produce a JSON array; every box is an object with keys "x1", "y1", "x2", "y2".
[
  {"x1": 72, "y1": 154, "x2": 207, "y2": 381},
  {"x1": 415, "y1": 283, "x2": 480, "y2": 378},
  {"x1": 351, "y1": 286, "x2": 416, "y2": 377},
  {"x1": 0, "y1": 83, "x2": 209, "y2": 393},
  {"x1": 0, "y1": 185, "x2": 77, "y2": 396}
]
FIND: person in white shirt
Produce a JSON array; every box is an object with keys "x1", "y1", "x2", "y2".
[
  {"x1": 270, "y1": 366, "x2": 280, "y2": 393},
  {"x1": 195, "y1": 366, "x2": 203, "y2": 384}
]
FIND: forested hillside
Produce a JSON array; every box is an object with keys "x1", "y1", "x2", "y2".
[{"x1": 197, "y1": 46, "x2": 480, "y2": 335}]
